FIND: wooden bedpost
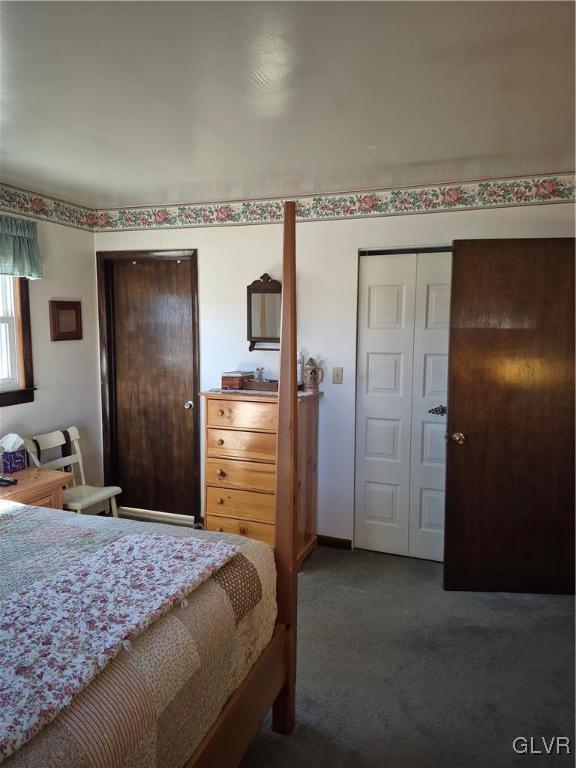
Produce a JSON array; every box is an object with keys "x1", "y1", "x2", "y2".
[{"x1": 272, "y1": 200, "x2": 298, "y2": 735}]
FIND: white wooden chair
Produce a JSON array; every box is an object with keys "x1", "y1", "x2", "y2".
[{"x1": 25, "y1": 426, "x2": 121, "y2": 516}]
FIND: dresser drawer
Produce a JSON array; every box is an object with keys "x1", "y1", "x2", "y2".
[
  {"x1": 206, "y1": 458, "x2": 276, "y2": 493},
  {"x1": 206, "y1": 399, "x2": 277, "y2": 432},
  {"x1": 29, "y1": 495, "x2": 54, "y2": 509},
  {"x1": 15, "y1": 487, "x2": 60, "y2": 508},
  {"x1": 207, "y1": 428, "x2": 276, "y2": 463},
  {"x1": 206, "y1": 515, "x2": 275, "y2": 546},
  {"x1": 206, "y1": 486, "x2": 275, "y2": 524}
]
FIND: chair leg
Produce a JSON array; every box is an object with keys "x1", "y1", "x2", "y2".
[{"x1": 111, "y1": 497, "x2": 119, "y2": 518}]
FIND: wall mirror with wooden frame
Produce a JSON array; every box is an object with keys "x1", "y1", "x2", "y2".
[{"x1": 247, "y1": 273, "x2": 282, "y2": 351}]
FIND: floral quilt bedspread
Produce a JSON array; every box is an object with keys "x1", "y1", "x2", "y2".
[{"x1": 0, "y1": 502, "x2": 277, "y2": 768}]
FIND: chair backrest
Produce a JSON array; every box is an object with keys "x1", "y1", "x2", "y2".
[{"x1": 24, "y1": 426, "x2": 86, "y2": 486}]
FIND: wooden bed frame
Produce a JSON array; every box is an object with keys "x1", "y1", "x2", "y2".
[{"x1": 185, "y1": 201, "x2": 298, "y2": 768}]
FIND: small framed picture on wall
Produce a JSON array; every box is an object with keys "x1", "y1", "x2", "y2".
[{"x1": 49, "y1": 300, "x2": 83, "y2": 341}]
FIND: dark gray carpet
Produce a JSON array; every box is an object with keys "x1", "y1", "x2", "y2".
[{"x1": 241, "y1": 547, "x2": 574, "y2": 768}]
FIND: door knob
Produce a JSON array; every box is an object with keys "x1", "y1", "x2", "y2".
[
  {"x1": 184, "y1": 400, "x2": 194, "y2": 410},
  {"x1": 428, "y1": 405, "x2": 447, "y2": 416},
  {"x1": 448, "y1": 432, "x2": 466, "y2": 445}
]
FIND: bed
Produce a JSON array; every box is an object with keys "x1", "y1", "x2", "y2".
[
  {"x1": 1, "y1": 505, "x2": 276, "y2": 768},
  {"x1": 0, "y1": 202, "x2": 299, "y2": 768}
]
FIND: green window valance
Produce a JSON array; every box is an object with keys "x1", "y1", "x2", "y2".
[{"x1": 0, "y1": 215, "x2": 43, "y2": 279}]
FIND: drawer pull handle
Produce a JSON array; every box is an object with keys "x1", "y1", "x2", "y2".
[
  {"x1": 239, "y1": 526, "x2": 247, "y2": 536},
  {"x1": 216, "y1": 497, "x2": 224, "y2": 505},
  {"x1": 216, "y1": 469, "x2": 226, "y2": 479},
  {"x1": 217, "y1": 409, "x2": 225, "y2": 417},
  {"x1": 217, "y1": 438, "x2": 224, "y2": 446},
  {"x1": 216, "y1": 527, "x2": 224, "y2": 532}
]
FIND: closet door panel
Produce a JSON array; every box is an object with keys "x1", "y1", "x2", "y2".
[
  {"x1": 354, "y1": 254, "x2": 417, "y2": 554},
  {"x1": 408, "y1": 252, "x2": 452, "y2": 561}
]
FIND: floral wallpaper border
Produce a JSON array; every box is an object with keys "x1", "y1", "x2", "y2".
[{"x1": 0, "y1": 174, "x2": 573, "y2": 232}]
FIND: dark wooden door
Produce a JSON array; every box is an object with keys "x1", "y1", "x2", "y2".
[
  {"x1": 99, "y1": 253, "x2": 199, "y2": 517},
  {"x1": 444, "y1": 239, "x2": 574, "y2": 594}
]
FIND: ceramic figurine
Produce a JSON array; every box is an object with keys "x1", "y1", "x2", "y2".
[{"x1": 303, "y1": 357, "x2": 324, "y2": 393}]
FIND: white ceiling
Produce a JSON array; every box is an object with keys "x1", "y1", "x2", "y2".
[{"x1": 0, "y1": 1, "x2": 573, "y2": 209}]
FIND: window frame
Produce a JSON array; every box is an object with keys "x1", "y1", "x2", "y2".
[{"x1": 0, "y1": 277, "x2": 35, "y2": 407}]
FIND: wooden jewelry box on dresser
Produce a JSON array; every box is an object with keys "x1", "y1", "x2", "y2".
[{"x1": 200, "y1": 390, "x2": 321, "y2": 566}]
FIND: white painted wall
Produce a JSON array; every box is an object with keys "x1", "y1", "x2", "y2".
[
  {"x1": 95, "y1": 203, "x2": 575, "y2": 541},
  {"x1": 0, "y1": 218, "x2": 102, "y2": 484},
  {"x1": 2, "y1": 205, "x2": 572, "y2": 538}
]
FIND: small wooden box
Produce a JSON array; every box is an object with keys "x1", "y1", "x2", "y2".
[{"x1": 221, "y1": 371, "x2": 254, "y2": 390}]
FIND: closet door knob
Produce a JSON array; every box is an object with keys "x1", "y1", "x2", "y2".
[
  {"x1": 448, "y1": 432, "x2": 466, "y2": 445},
  {"x1": 217, "y1": 438, "x2": 224, "y2": 446},
  {"x1": 184, "y1": 400, "x2": 194, "y2": 410}
]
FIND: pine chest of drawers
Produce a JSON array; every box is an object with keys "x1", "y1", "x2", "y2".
[{"x1": 200, "y1": 390, "x2": 320, "y2": 565}]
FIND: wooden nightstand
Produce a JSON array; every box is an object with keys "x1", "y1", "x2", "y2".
[{"x1": 0, "y1": 467, "x2": 74, "y2": 509}]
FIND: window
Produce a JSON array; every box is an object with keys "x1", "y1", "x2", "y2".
[
  {"x1": 0, "y1": 276, "x2": 19, "y2": 389},
  {"x1": 0, "y1": 275, "x2": 34, "y2": 406}
]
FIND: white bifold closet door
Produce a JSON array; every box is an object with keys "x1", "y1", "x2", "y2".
[{"x1": 354, "y1": 251, "x2": 451, "y2": 561}]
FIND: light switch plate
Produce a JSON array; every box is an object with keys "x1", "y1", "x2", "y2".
[{"x1": 332, "y1": 367, "x2": 343, "y2": 384}]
